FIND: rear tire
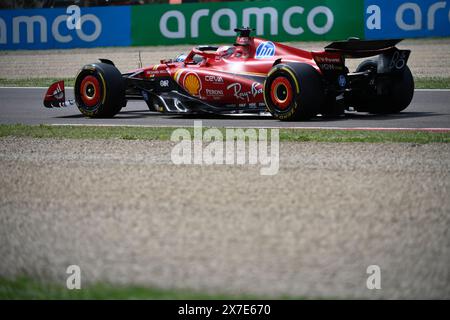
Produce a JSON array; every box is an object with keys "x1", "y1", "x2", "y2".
[
  {"x1": 355, "y1": 59, "x2": 414, "y2": 114},
  {"x1": 264, "y1": 63, "x2": 324, "y2": 121},
  {"x1": 75, "y1": 62, "x2": 126, "y2": 118}
]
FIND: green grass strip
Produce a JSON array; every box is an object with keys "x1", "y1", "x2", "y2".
[
  {"x1": 0, "y1": 124, "x2": 448, "y2": 143},
  {"x1": 414, "y1": 77, "x2": 450, "y2": 89},
  {"x1": 0, "y1": 276, "x2": 265, "y2": 300}
]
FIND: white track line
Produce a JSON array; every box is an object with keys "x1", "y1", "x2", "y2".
[{"x1": 50, "y1": 123, "x2": 450, "y2": 132}]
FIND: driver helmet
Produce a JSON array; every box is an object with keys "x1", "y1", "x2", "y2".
[
  {"x1": 174, "y1": 54, "x2": 187, "y2": 62},
  {"x1": 216, "y1": 46, "x2": 235, "y2": 58}
]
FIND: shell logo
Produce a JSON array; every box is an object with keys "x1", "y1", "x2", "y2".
[{"x1": 183, "y1": 72, "x2": 201, "y2": 96}]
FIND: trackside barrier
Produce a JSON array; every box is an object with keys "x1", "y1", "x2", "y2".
[
  {"x1": 0, "y1": 6, "x2": 131, "y2": 50},
  {"x1": 364, "y1": 0, "x2": 450, "y2": 39},
  {"x1": 131, "y1": 0, "x2": 364, "y2": 45},
  {"x1": 0, "y1": 0, "x2": 448, "y2": 50}
]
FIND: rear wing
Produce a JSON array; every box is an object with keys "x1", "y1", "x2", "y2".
[
  {"x1": 324, "y1": 39, "x2": 402, "y2": 58},
  {"x1": 323, "y1": 38, "x2": 410, "y2": 74}
]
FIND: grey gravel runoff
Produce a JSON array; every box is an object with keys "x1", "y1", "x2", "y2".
[{"x1": 0, "y1": 137, "x2": 449, "y2": 299}]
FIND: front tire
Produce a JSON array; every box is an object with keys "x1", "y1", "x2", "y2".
[
  {"x1": 264, "y1": 63, "x2": 324, "y2": 121},
  {"x1": 75, "y1": 62, "x2": 126, "y2": 118}
]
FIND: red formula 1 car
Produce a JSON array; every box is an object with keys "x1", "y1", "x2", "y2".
[{"x1": 44, "y1": 28, "x2": 414, "y2": 121}]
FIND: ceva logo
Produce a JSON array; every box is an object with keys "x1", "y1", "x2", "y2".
[{"x1": 0, "y1": 13, "x2": 101, "y2": 45}]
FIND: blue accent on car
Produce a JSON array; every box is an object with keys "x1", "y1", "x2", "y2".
[
  {"x1": 338, "y1": 75, "x2": 347, "y2": 87},
  {"x1": 255, "y1": 41, "x2": 276, "y2": 59}
]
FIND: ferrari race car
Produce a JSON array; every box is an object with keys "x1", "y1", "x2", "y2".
[{"x1": 44, "y1": 27, "x2": 414, "y2": 121}]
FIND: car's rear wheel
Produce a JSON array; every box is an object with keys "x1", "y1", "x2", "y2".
[
  {"x1": 354, "y1": 59, "x2": 414, "y2": 114},
  {"x1": 75, "y1": 62, "x2": 126, "y2": 118},
  {"x1": 264, "y1": 63, "x2": 324, "y2": 121}
]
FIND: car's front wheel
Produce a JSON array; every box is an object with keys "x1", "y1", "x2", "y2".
[{"x1": 75, "y1": 62, "x2": 126, "y2": 118}]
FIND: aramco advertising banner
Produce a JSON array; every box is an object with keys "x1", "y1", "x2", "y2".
[
  {"x1": 0, "y1": 0, "x2": 449, "y2": 50},
  {"x1": 364, "y1": 0, "x2": 450, "y2": 39},
  {"x1": 131, "y1": 0, "x2": 364, "y2": 45},
  {"x1": 0, "y1": 6, "x2": 131, "y2": 50}
]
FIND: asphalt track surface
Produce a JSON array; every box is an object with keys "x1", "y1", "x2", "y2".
[{"x1": 0, "y1": 87, "x2": 449, "y2": 129}]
